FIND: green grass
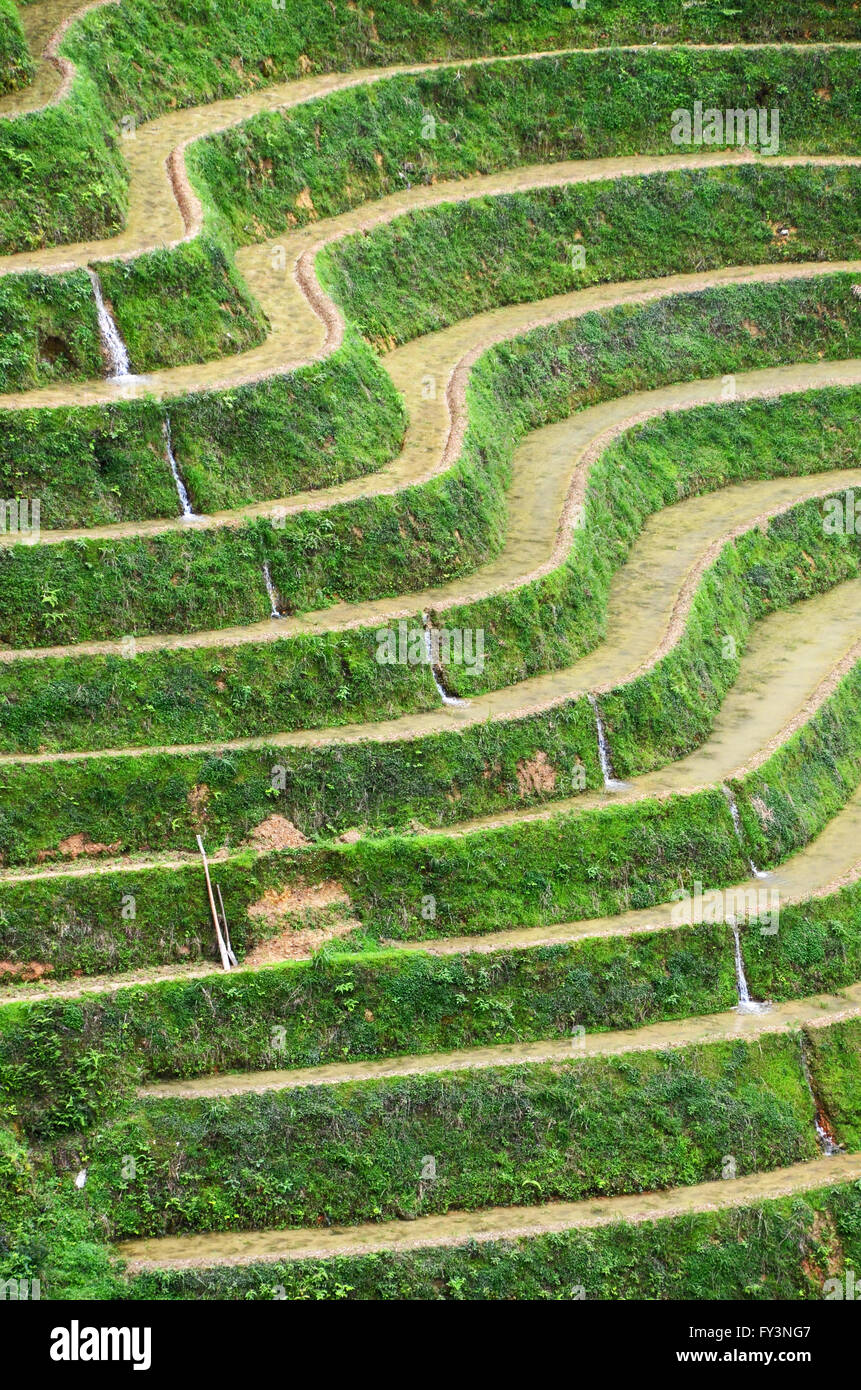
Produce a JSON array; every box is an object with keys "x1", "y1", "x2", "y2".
[
  {"x1": 0, "y1": 0, "x2": 34, "y2": 96},
  {"x1": 123, "y1": 1180, "x2": 861, "y2": 1300},
  {"x1": 72, "y1": 1034, "x2": 819, "y2": 1239},
  {"x1": 0, "y1": 332, "x2": 406, "y2": 526},
  {"x1": 0, "y1": 72, "x2": 127, "y2": 254},
  {"x1": 0, "y1": 266, "x2": 104, "y2": 391},
  {"x1": 734, "y1": 663, "x2": 861, "y2": 870},
  {"x1": 5, "y1": 813, "x2": 861, "y2": 1000},
  {"x1": 2, "y1": 27, "x2": 858, "y2": 264},
  {"x1": 94, "y1": 236, "x2": 268, "y2": 372},
  {"x1": 65, "y1": 1, "x2": 861, "y2": 125},
  {"x1": 320, "y1": 166, "x2": 861, "y2": 347}
]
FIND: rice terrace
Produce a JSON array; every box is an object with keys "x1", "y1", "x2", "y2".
[{"x1": 1, "y1": 0, "x2": 861, "y2": 1335}]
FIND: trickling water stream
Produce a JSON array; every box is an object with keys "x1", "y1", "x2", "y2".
[
  {"x1": 800, "y1": 1036, "x2": 843, "y2": 1156},
  {"x1": 729, "y1": 919, "x2": 769, "y2": 1014},
  {"x1": 163, "y1": 419, "x2": 195, "y2": 518},
  {"x1": 86, "y1": 268, "x2": 131, "y2": 379},
  {"x1": 722, "y1": 784, "x2": 768, "y2": 878},
  {"x1": 263, "y1": 563, "x2": 282, "y2": 619},
  {"x1": 588, "y1": 694, "x2": 628, "y2": 790},
  {"x1": 422, "y1": 615, "x2": 470, "y2": 707}
]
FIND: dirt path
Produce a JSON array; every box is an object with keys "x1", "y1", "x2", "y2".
[
  {"x1": 0, "y1": 0, "x2": 118, "y2": 120},
  {"x1": 117, "y1": 1150, "x2": 861, "y2": 1270},
  {"x1": 3, "y1": 2, "x2": 858, "y2": 128},
  {"x1": 2, "y1": 355, "x2": 859, "y2": 672},
  {"x1": 4, "y1": 779, "x2": 859, "y2": 1005},
  {"x1": 139, "y1": 983, "x2": 861, "y2": 1100},
  {"x1": 0, "y1": 583, "x2": 858, "y2": 912}
]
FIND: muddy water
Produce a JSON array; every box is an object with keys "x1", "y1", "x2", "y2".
[
  {"x1": 1, "y1": 24, "x2": 857, "y2": 282},
  {"x1": 140, "y1": 982, "x2": 861, "y2": 1100},
  {"x1": 425, "y1": 780, "x2": 861, "y2": 956},
  {"x1": 0, "y1": 160, "x2": 857, "y2": 436},
  {"x1": 5, "y1": 780, "x2": 860, "y2": 1006},
  {"x1": 0, "y1": 0, "x2": 98, "y2": 119},
  {"x1": 117, "y1": 1151, "x2": 861, "y2": 1270},
  {"x1": 2, "y1": 361, "x2": 861, "y2": 668}
]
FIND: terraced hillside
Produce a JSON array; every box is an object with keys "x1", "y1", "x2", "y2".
[{"x1": 1, "y1": 0, "x2": 861, "y2": 1306}]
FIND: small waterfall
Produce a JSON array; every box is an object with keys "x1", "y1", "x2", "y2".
[
  {"x1": 588, "y1": 694, "x2": 627, "y2": 790},
  {"x1": 263, "y1": 562, "x2": 282, "y2": 619},
  {"x1": 722, "y1": 784, "x2": 767, "y2": 878},
  {"x1": 422, "y1": 615, "x2": 469, "y2": 707},
  {"x1": 163, "y1": 419, "x2": 195, "y2": 519},
  {"x1": 729, "y1": 919, "x2": 768, "y2": 1014},
  {"x1": 87, "y1": 268, "x2": 131, "y2": 379},
  {"x1": 800, "y1": 1037, "x2": 842, "y2": 1156}
]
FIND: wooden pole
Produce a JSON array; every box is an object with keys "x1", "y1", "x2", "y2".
[
  {"x1": 196, "y1": 834, "x2": 230, "y2": 971},
  {"x1": 216, "y1": 883, "x2": 239, "y2": 968}
]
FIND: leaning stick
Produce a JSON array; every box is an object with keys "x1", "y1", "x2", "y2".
[
  {"x1": 216, "y1": 883, "x2": 239, "y2": 968},
  {"x1": 196, "y1": 834, "x2": 230, "y2": 971}
]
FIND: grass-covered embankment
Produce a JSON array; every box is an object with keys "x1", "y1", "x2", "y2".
[
  {"x1": 0, "y1": 400, "x2": 858, "y2": 884},
  {"x1": 0, "y1": 266, "x2": 104, "y2": 392},
  {"x1": 65, "y1": 1, "x2": 861, "y2": 127},
  {"x1": 0, "y1": 73, "x2": 127, "y2": 254},
  {"x1": 1, "y1": 273, "x2": 858, "y2": 654},
  {"x1": 193, "y1": 46, "x2": 860, "y2": 246},
  {"x1": 0, "y1": 332, "x2": 406, "y2": 527},
  {"x1": 93, "y1": 237, "x2": 268, "y2": 373},
  {"x1": 437, "y1": 275, "x2": 861, "y2": 699},
  {"x1": 5, "y1": 801, "x2": 861, "y2": 996},
  {"x1": 733, "y1": 660, "x2": 861, "y2": 872},
  {"x1": 124, "y1": 1179, "x2": 861, "y2": 1300},
  {"x1": 304, "y1": 658, "x2": 861, "y2": 943},
  {"x1": 0, "y1": 0, "x2": 33, "y2": 96},
  {"x1": 0, "y1": 921, "x2": 737, "y2": 1135},
  {"x1": 66, "y1": 1031, "x2": 827, "y2": 1239},
  {"x1": 0, "y1": 232, "x2": 268, "y2": 388},
  {"x1": 30, "y1": 157, "x2": 860, "y2": 386},
  {"x1": 320, "y1": 166, "x2": 861, "y2": 347},
  {"x1": 0, "y1": 1117, "x2": 126, "y2": 1300}
]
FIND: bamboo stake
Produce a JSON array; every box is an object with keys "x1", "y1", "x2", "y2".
[
  {"x1": 216, "y1": 883, "x2": 239, "y2": 968},
  {"x1": 196, "y1": 834, "x2": 230, "y2": 971}
]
